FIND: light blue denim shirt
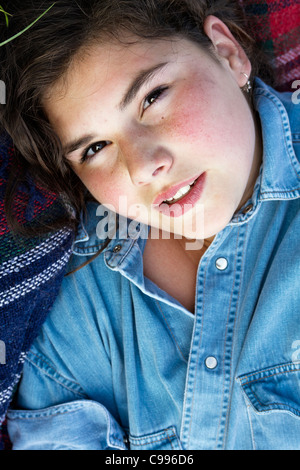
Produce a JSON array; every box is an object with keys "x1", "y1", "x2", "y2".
[{"x1": 7, "y1": 78, "x2": 300, "y2": 450}]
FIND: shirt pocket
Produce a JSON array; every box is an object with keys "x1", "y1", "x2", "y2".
[
  {"x1": 129, "y1": 426, "x2": 182, "y2": 450},
  {"x1": 7, "y1": 400, "x2": 128, "y2": 450},
  {"x1": 238, "y1": 362, "x2": 300, "y2": 450}
]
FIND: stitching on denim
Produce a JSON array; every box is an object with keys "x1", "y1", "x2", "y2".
[
  {"x1": 214, "y1": 227, "x2": 240, "y2": 448},
  {"x1": 26, "y1": 351, "x2": 86, "y2": 397},
  {"x1": 116, "y1": 238, "x2": 138, "y2": 265},
  {"x1": 241, "y1": 367, "x2": 300, "y2": 415},
  {"x1": 106, "y1": 237, "x2": 137, "y2": 267},
  {"x1": 129, "y1": 430, "x2": 177, "y2": 446},
  {"x1": 246, "y1": 404, "x2": 256, "y2": 450},
  {"x1": 129, "y1": 428, "x2": 175, "y2": 441},
  {"x1": 243, "y1": 368, "x2": 300, "y2": 386},
  {"x1": 241, "y1": 365, "x2": 300, "y2": 384},
  {"x1": 167, "y1": 433, "x2": 176, "y2": 449},
  {"x1": 8, "y1": 407, "x2": 85, "y2": 421},
  {"x1": 9, "y1": 401, "x2": 97, "y2": 420},
  {"x1": 183, "y1": 235, "x2": 223, "y2": 447},
  {"x1": 74, "y1": 242, "x2": 106, "y2": 251},
  {"x1": 184, "y1": 252, "x2": 210, "y2": 445},
  {"x1": 246, "y1": 382, "x2": 300, "y2": 416},
  {"x1": 248, "y1": 390, "x2": 300, "y2": 416},
  {"x1": 217, "y1": 224, "x2": 248, "y2": 449},
  {"x1": 180, "y1": 229, "x2": 233, "y2": 446},
  {"x1": 260, "y1": 188, "x2": 300, "y2": 195}
]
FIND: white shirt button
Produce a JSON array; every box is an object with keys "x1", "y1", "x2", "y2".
[
  {"x1": 205, "y1": 356, "x2": 218, "y2": 370},
  {"x1": 215, "y1": 257, "x2": 228, "y2": 271}
]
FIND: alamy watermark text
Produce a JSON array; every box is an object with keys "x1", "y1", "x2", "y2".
[
  {"x1": 0, "y1": 340, "x2": 6, "y2": 365},
  {"x1": 292, "y1": 80, "x2": 300, "y2": 105},
  {"x1": 0, "y1": 80, "x2": 6, "y2": 105}
]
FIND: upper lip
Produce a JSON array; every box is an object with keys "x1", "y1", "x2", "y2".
[{"x1": 152, "y1": 173, "x2": 202, "y2": 206}]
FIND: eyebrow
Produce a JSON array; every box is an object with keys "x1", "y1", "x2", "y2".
[
  {"x1": 63, "y1": 134, "x2": 97, "y2": 157},
  {"x1": 119, "y1": 62, "x2": 169, "y2": 110}
]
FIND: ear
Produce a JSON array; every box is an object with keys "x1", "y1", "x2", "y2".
[{"x1": 204, "y1": 15, "x2": 251, "y2": 88}]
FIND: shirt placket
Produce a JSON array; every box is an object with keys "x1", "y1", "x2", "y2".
[{"x1": 180, "y1": 223, "x2": 248, "y2": 450}]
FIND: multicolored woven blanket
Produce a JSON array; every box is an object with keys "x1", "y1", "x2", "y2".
[
  {"x1": 239, "y1": 0, "x2": 300, "y2": 91},
  {"x1": 0, "y1": 134, "x2": 74, "y2": 450}
]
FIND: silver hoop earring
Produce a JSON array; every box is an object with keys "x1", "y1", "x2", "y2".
[{"x1": 241, "y1": 73, "x2": 252, "y2": 93}]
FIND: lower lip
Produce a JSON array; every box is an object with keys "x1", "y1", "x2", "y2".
[{"x1": 154, "y1": 172, "x2": 207, "y2": 218}]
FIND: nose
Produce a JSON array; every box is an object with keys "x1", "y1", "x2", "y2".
[{"x1": 120, "y1": 138, "x2": 173, "y2": 186}]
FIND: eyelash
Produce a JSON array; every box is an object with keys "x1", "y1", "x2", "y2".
[
  {"x1": 81, "y1": 141, "x2": 110, "y2": 164},
  {"x1": 80, "y1": 85, "x2": 169, "y2": 164},
  {"x1": 142, "y1": 85, "x2": 169, "y2": 112}
]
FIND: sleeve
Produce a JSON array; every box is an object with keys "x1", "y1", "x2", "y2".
[{"x1": 6, "y1": 352, "x2": 128, "y2": 450}]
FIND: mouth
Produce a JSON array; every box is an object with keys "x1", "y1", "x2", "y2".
[{"x1": 153, "y1": 172, "x2": 206, "y2": 217}]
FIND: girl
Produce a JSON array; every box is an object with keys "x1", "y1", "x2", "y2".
[{"x1": 1, "y1": 0, "x2": 300, "y2": 450}]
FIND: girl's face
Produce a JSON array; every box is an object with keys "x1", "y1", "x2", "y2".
[{"x1": 44, "y1": 17, "x2": 262, "y2": 240}]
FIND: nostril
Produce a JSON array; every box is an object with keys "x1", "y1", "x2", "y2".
[{"x1": 152, "y1": 166, "x2": 165, "y2": 177}]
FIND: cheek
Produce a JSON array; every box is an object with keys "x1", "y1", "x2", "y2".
[
  {"x1": 162, "y1": 103, "x2": 209, "y2": 146},
  {"x1": 75, "y1": 168, "x2": 127, "y2": 208},
  {"x1": 171, "y1": 111, "x2": 202, "y2": 138},
  {"x1": 163, "y1": 81, "x2": 220, "y2": 149}
]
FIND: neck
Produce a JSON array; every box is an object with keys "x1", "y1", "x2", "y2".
[{"x1": 148, "y1": 228, "x2": 215, "y2": 266}]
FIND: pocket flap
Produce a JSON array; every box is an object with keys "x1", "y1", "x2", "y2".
[
  {"x1": 129, "y1": 426, "x2": 182, "y2": 450},
  {"x1": 238, "y1": 363, "x2": 300, "y2": 415},
  {"x1": 7, "y1": 400, "x2": 128, "y2": 450}
]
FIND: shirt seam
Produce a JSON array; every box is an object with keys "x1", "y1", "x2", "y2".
[
  {"x1": 183, "y1": 240, "x2": 219, "y2": 447},
  {"x1": 26, "y1": 351, "x2": 87, "y2": 398},
  {"x1": 245, "y1": 402, "x2": 256, "y2": 450},
  {"x1": 217, "y1": 224, "x2": 248, "y2": 449},
  {"x1": 246, "y1": 390, "x2": 300, "y2": 416},
  {"x1": 242, "y1": 367, "x2": 300, "y2": 386},
  {"x1": 129, "y1": 430, "x2": 177, "y2": 446},
  {"x1": 238, "y1": 362, "x2": 300, "y2": 384}
]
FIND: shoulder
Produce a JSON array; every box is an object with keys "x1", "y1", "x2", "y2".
[
  {"x1": 274, "y1": 85, "x2": 300, "y2": 168},
  {"x1": 272, "y1": 83, "x2": 300, "y2": 144},
  {"x1": 253, "y1": 78, "x2": 300, "y2": 179}
]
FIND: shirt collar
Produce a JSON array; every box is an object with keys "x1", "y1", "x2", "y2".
[
  {"x1": 252, "y1": 77, "x2": 300, "y2": 200},
  {"x1": 73, "y1": 78, "x2": 300, "y2": 256},
  {"x1": 72, "y1": 202, "x2": 147, "y2": 259}
]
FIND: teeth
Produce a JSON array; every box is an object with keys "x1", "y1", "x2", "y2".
[{"x1": 165, "y1": 184, "x2": 192, "y2": 203}]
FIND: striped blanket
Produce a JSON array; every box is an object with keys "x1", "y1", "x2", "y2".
[{"x1": 0, "y1": 134, "x2": 74, "y2": 450}]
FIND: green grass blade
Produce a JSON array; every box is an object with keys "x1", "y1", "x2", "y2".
[
  {"x1": 0, "y1": 6, "x2": 13, "y2": 27},
  {"x1": 0, "y1": 3, "x2": 55, "y2": 47}
]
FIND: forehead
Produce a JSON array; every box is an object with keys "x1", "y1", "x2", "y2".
[{"x1": 44, "y1": 35, "x2": 202, "y2": 104}]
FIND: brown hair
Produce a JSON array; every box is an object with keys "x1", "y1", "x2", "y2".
[{"x1": 0, "y1": 0, "x2": 274, "y2": 235}]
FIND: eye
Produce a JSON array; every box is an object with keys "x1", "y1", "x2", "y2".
[
  {"x1": 81, "y1": 141, "x2": 110, "y2": 164},
  {"x1": 142, "y1": 86, "x2": 168, "y2": 112}
]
